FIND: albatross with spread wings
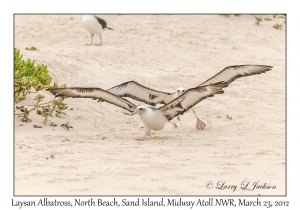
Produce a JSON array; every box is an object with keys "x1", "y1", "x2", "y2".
[
  {"x1": 105, "y1": 65, "x2": 273, "y2": 129},
  {"x1": 48, "y1": 82, "x2": 226, "y2": 139}
]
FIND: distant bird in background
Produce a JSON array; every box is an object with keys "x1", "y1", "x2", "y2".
[{"x1": 82, "y1": 15, "x2": 113, "y2": 46}]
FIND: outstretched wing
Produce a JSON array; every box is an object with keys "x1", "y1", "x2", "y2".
[
  {"x1": 159, "y1": 82, "x2": 226, "y2": 121},
  {"x1": 107, "y1": 81, "x2": 174, "y2": 106},
  {"x1": 198, "y1": 65, "x2": 273, "y2": 87},
  {"x1": 47, "y1": 87, "x2": 137, "y2": 113}
]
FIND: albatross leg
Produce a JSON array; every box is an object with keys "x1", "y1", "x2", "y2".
[
  {"x1": 136, "y1": 125, "x2": 151, "y2": 141},
  {"x1": 85, "y1": 34, "x2": 94, "y2": 45},
  {"x1": 192, "y1": 110, "x2": 206, "y2": 130},
  {"x1": 94, "y1": 35, "x2": 102, "y2": 46},
  {"x1": 168, "y1": 121, "x2": 177, "y2": 128},
  {"x1": 145, "y1": 126, "x2": 151, "y2": 139},
  {"x1": 91, "y1": 34, "x2": 93, "y2": 45}
]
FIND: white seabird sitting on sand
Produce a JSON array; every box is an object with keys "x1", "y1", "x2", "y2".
[
  {"x1": 82, "y1": 15, "x2": 113, "y2": 46},
  {"x1": 105, "y1": 65, "x2": 273, "y2": 129},
  {"x1": 47, "y1": 82, "x2": 226, "y2": 140}
]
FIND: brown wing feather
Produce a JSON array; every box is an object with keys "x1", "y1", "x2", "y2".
[
  {"x1": 107, "y1": 81, "x2": 174, "y2": 106},
  {"x1": 94, "y1": 16, "x2": 107, "y2": 28},
  {"x1": 94, "y1": 15, "x2": 113, "y2": 30},
  {"x1": 47, "y1": 87, "x2": 137, "y2": 113},
  {"x1": 159, "y1": 82, "x2": 226, "y2": 121},
  {"x1": 198, "y1": 65, "x2": 273, "y2": 87}
]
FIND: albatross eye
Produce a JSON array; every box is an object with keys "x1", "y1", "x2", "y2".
[{"x1": 139, "y1": 108, "x2": 143, "y2": 110}]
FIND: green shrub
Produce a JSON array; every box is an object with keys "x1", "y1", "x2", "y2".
[
  {"x1": 14, "y1": 49, "x2": 68, "y2": 125},
  {"x1": 14, "y1": 48, "x2": 52, "y2": 102}
]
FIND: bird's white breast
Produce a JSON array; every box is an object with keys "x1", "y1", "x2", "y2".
[
  {"x1": 82, "y1": 15, "x2": 104, "y2": 35},
  {"x1": 139, "y1": 108, "x2": 168, "y2": 131}
]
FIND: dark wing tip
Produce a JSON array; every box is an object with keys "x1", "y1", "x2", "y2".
[
  {"x1": 47, "y1": 88, "x2": 59, "y2": 95},
  {"x1": 47, "y1": 88, "x2": 70, "y2": 97},
  {"x1": 251, "y1": 65, "x2": 274, "y2": 74},
  {"x1": 228, "y1": 64, "x2": 273, "y2": 68},
  {"x1": 226, "y1": 64, "x2": 273, "y2": 71}
]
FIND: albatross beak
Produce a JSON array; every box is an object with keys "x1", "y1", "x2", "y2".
[{"x1": 131, "y1": 109, "x2": 139, "y2": 116}]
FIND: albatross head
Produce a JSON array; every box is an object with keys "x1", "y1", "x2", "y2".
[
  {"x1": 177, "y1": 87, "x2": 186, "y2": 94},
  {"x1": 174, "y1": 87, "x2": 186, "y2": 98},
  {"x1": 131, "y1": 106, "x2": 146, "y2": 116}
]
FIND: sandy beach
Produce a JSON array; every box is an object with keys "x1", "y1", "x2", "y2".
[{"x1": 14, "y1": 15, "x2": 285, "y2": 195}]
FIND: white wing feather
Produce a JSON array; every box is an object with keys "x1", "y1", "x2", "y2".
[{"x1": 107, "y1": 81, "x2": 174, "y2": 106}]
